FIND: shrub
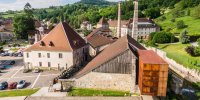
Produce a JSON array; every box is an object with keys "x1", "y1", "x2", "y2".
[
  {"x1": 152, "y1": 31, "x2": 176, "y2": 43},
  {"x1": 176, "y1": 20, "x2": 186, "y2": 29},
  {"x1": 185, "y1": 46, "x2": 195, "y2": 56},
  {"x1": 171, "y1": 18, "x2": 176, "y2": 22},
  {"x1": 179, "y1": 29, "x2": 190, "y2": 44},
  {"x1": 194, "y1": 47, "x2": 200, "y2": 56},
  {"x1": 192, "y1": 4, "x2": 200, "y2": 19},
  {"x1": 185, "y1": 46, "x2": 200, "y2": 56},
  {"x1": 160, "y1": 16, "x2": 166, "y2": 21},
  {"x1": 197, "y1": 38, "x2": 200, "y2": 46}
]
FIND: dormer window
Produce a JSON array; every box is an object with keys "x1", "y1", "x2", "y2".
[
  {"x1": 49, "y1": 41, "x2": 54, "y2": 47},
  {"x1": 40, "y1": 41, "x2": 45, "y2": 46},
  {"x1": 73, "y1": 40, "x2": 79, "y2": 46}
]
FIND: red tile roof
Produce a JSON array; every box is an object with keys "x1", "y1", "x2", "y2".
[
  {"x1": 24, "y1": 22, "x2": 87, "y2": 52},
  {"x1": 87, "y1": 33, "x2": 117, "y2": 48},
  {"x1": 74, "y1": 35, "x2": 146, "y2": 78},
  {"x1": 138, "y1": 50, "x2": 167, "y2": 64}
]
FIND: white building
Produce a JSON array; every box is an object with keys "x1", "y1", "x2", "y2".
[
  {"x1": 108, "y1": 18, "x2": 160, "y2": 39},
  {"x1": 24, "y1": 22, "x2": 88, "y2": 70},
  {"x1": 80, "y1": 21, "x2": 92, "y2": 31}
]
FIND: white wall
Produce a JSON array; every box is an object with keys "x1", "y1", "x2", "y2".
[{"x1": 24, "y1": 51, "x2": 73, "y2": 69}]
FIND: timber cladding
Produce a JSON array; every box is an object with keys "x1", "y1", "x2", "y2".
[
  {"x1": 139, "y1": 58, "x2": 168, "y2": 96},
  {"x1": 93, "y1": 50, "x2": 136, "y2": 74}
]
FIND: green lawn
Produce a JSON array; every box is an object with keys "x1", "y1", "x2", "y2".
[
  {"x1": 157, "y1": 43, "x2": 200, "y2": 72},
  {"x1": 0, "y1": 89, "x2": 39, "y2": 97},
  {"x1": 68, "y1": 87, "x2": 131, "y2": 96}
]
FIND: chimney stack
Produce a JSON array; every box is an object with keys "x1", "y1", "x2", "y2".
[
  {"x1": 117, "y1": 1, "x2": 121, "y2": 38},
  {"x1": 132, "y1": 0, "x2": 138, "y2": 40}
]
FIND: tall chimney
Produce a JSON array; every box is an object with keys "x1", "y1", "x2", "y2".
[
  {"x1": 117, "y1": 1, "x2": 121, "y2": 38},
  {"x1": 132, "y1": 0, "x2": 138, "y2": 40}
]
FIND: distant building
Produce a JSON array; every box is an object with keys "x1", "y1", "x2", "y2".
[
  {"x1": 97, "y1": 17, "x2": 109, "y2": 29},
  {"x1": 24, "y1": 22, "x2": 88, "y2": 70},
  {"x1": 86, "y1": 32, "x2": 117, "y2": 57},
  {"x1": 28, "y1": 20, "x2": 51, "y2": 44},
  {"x1": 108, "y1": 18, "x2": 160, "y2": 39},
  {"x1": 0, "y1": 20, "x2": 14, "y2": 41},
  {"x1": 80, "y1": 21, "x2": 92, "y2": 30}
]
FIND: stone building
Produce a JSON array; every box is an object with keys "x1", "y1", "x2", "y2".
[
  {"x1": 24, "y1": 22, "x2": 88, "y2": 70},
  {"x1": 0, "y1": 21, "x2": 14, "y2": 41},
  {"x1": 86, "y1": 33, "x2": 117, "y2": 57},
  {"x1": 71, "y1": 35, "x2": 146, "y2": 91}
]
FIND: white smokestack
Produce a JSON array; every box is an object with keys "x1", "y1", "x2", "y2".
[
  {"x1": 132, "y1": 0, "x2": 138, "y2": 40},
  {"x1": 117, "y1": 1, "x2": 121, "y2": 38}
]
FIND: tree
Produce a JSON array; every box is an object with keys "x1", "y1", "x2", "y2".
[
  {"x1": 13, "y1": 3, "x2": 35, "y2": 39},
  {"x1": 144, "y1": 7, "x2": 161, "y2": 19},
  {"x1": 192, "y1": 4, "x2": 200, "y2": 19},
  {"x1": 83, "y1": 29, "x2": 90, "y2": 36},
  {"x1": 179, "y1": 29, "x2": 190, "y2": 44},
  {"x1": 24, "y1": 3, "x2": 33, "y2": 18},
  {"x1": 152, "y1": 31, "x2": 176, "y2": 43},
  {"x1": 176, "y1": 20, "x2": 186, "y2": 29}
]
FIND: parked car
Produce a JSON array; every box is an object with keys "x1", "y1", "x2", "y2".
[
  {"x1": 32, "y1": 68, "x2": 40, "y2": 73},
  {"x1": 3, "y1": 60, "x2": 15, "y2": 65},
  {"x1": 23, "y1": 69, "x2": 30, "y2": 73},
  {"x1": 17, "y1": 80, "x2": 26, "y2": 89},
  {"x1": 8, "y1": 82, "x2": 17, "y2": 89},
  {"x1": 0, "y1": 81, "x2": 8, "y2": 90},
  {"x1": 0, "y1": 52, "x2": 9, "y2": 56}
]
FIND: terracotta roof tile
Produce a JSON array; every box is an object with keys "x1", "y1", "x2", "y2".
[
  {"x1": 87, "y1": 34, "x2": 117, "y2": 48},
  {"x1": 24, "y1": 22, "x2": 86, "y2": 52},
  {"x1": 138, "y1": 50, "x2": 167, "y2": 64},
  {"x1": 74, "y1": 35, "x2": 145, "y2": 78}
]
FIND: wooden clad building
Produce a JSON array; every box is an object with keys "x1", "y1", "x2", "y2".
[{"x1": 138, "y1": 50, "x2": 168, "y2": 96}]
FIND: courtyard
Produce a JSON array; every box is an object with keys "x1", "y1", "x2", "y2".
[{"x1": 0, "y1": 57, "x2": 61, "y2": 89}]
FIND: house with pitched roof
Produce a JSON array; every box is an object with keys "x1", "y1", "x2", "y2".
[
  {"x1": 70, "y1": 35, "x2": 146, "y2": 91},
  {"x1": 24, "y1": 22, "x2": 88, "y2": 70},
  {"x1": 97, "y1": 17, "x2": 109, "y2": 29}
]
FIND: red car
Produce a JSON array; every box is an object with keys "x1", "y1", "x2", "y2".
[{"x1": 8, "y1": 82, "x2": 17, "y2": 89}]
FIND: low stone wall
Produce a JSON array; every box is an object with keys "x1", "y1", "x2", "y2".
[
  {"x1": 146, "y1": 46, "x2": 200, "y2": 82},
  {"x1": 74, "y1": 72, "x2": 135, "y2": 91}
]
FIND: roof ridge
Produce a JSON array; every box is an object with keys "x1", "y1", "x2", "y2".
[{"x1": 61, "y1": 22, "x2": 73, "y2": 51}]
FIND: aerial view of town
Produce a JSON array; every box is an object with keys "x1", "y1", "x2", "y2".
[{"x1": 0, "y1": 0, "x2": 200, "y2": 100}]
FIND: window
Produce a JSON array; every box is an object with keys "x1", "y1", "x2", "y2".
[
  {"x1": 27, "y1": 53, "x2": 29, "y2": 58},
  {"x1": 39, "y1": 62, "x2": 42, "y2": 67},
  {"x1": 48, "y1": 62, "x2": 51, "y2": 67},
  {"x1": 38, "y1": 53, "x2": 41, "y2": 58},
  {"x1": 59, "y1": 53, "x2": 63, "y2": 58},
  {"x1": 47, "y1": 53, "x2": 50, "y2": 58}
]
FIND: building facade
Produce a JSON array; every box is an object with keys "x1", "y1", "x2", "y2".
[
  {"x1": 24, "y1": 22, "x2": 88, "y2": 70},
  {"x1": 108, "y1": 18, "x2": 160, "y2": 39},
  {"x1": 80, "y1": 21, "x2": 93, "y2": 31}
]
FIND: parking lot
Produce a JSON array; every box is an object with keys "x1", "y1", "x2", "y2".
[{"x1": 0, "y1": 57, "x2": 61, "y2": 89}]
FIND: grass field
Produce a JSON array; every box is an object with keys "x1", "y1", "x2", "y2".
[
  {"x1": 68, "y1": 87, "x2": 131, "y2": 96},
  {"x1": 157, "y1": 43, "x2": 200, "y2": 72},
  {"x1": 0, "y1": 89, "x2": 39, "y2": 97},
  {"x1": 156, "y1": 8, "x2": 200, "y2": 36}
]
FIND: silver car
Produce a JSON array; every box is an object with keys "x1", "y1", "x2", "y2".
[{"x1": 17, "y1": 80, "x2": 26, "y2": 89}]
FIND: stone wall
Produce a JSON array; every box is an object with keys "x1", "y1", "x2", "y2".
[{"x1": 74, "y1": 72, "x2": 135, "y2": 91}]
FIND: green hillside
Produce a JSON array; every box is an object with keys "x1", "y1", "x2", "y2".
[{"x1": 156, "y1": 4, "x2": 200, "y2": 36}]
